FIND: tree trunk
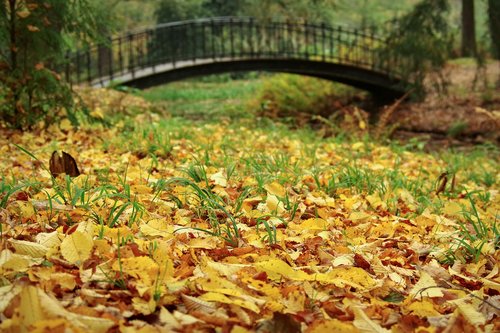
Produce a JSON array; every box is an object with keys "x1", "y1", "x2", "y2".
[
  {"x1": 488, "y1": 0, "x2": 500, "y2": 60},
  {"x1": 8, "y1": 0, "x2": 16, "y2": 70},
  {"x1": 461, "y1": 0, "x2": 476, "y2": 57}
]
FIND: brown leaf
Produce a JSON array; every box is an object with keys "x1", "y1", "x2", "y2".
[
  {"x1": 436, "y1": 172, "x2": 448, "y2": 196},
  {"x1": 354, "y1": 253, "x2": 372, "y2": 271},
  {"x1": 49, "y1": 151, "x2": 80, "y2": 177}
]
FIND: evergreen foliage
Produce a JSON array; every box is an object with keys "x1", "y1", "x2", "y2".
[{"x1": 382, "y1": 0, "x2": 453, "y2": 98}]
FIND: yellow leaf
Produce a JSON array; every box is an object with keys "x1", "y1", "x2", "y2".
[
  {"x1": 405, "y1": 300, "x2": 441, "y2": 317},
  {"x1": 409, "y1": 271, "x2": 443, "y2": 298},
  {"x1": 60, "y1": 231, "x2": 93, "y2": 265},
  {"x1": 348, "y1": 211, "x2": 372, "y2": 222},
  {"x1": 130, "y1": 184, "x2": 152, "y2": 195},
  {"x1": 397, "y1": 189, "x2": 415, "y2": 206},
  {"x1": 359, "y1": 120, "x2": 366, "y2": 130},
  {"x1": 90, "y1": 107, "x2": 105, "y2": 119},
  {"x1": 266, "y1": 194, "x2": 284, "y2": 213},
  {"x1": 59, "y1": 118, "x2": 72, "y2": 131},
  {"x1": 35, "y1": 231, "x2": 62, "y2": 249},
  {"x1": 112, "y1": 256, "x2": 158, "y2": 288},
  {"x1": 158, "y1": 307, "x2": 181, "y2": 330},
  {"x1": 231, "y1": 326, "x2": 253, "y2": 333},
  {"x1": 196, "y1": 276, "x2": 248, "y2": 298},
  {"x1": 199, "y1": 292, "x2": 260, "y2": 313},
  {"x1": 282, "y1": 289, "x2": 305, "y2": 313},
  {"x1": 210, "y1": 169, "x2": 227, "y2": 187},
  {"x1": 19, "y1": 286, "x2": 44, "y2": 331},
  {"x1": 37, "y1": 288, "x2": 115, "y2": 333},
  {"x1": 264, "y1": 182, "x2": 285, "y2": 197},
  {"x1": 181, "y1": 294, "x2": 217, "y2": 313},
  {"x1": 388, "y1": 272, "x2": 406, "y2": 288},
  {"x1": 132, "y1": 296, "x2": 157, "y2": 315},
  {"x1": 0, "y1": 285, "x2": 22, "y2": 313},
  {"x1": 366, "y1": 194, "x2": 387, "y2": 210},
  {"x1": 240, "y1": 277, "x2": 281, "y2": 298},
  {"x1": 351, "y1": 142, "x2": 364, "y2": 151},
  {"x1": 443, "y1": 201, "x2": 462, "y2": 216},
  {"x1": 309, "y1": 319, "x2": 360, "y2": 333},
  {"x1": 452, "y1": 299, "x2": 486, "y2": 326},
  {"x1": 8, "y1": 239, "x2": 48, "y2": 258},
  {"x1": 305, "y1": 192, "x2": 335, "y2": 207},
  {"x1": 254, "y1": 258, "x2": 310, "y2": 281},
  {"x1": 50, "y1": 273, "x2": 76, "y2": 290},
  {"x1": 30, "y1": 318, "x2": 74, "y2": 333},
  {"x1": 241, "y1": 196, "x2": 263, "y2": 212},
  {"x1": 8, "y1": 201, "x2": 35, "y2": 219},
  {"x1": 290, "y1": 218, "x2": 327, "y2": 231},
  {"x1": 189, "y1": 237, "x2": 219, "y2": 249},
  {"x1": 0, "y1": 250, "x2": 36, "y2": 273},
  {"x1": 303, "y1": 282, "x2": 329, "y2": 302},
  {"x1": 323, "y1": 267, "x2": 378, "y2": 290},
  {"x1": 205, "y1": 259, "x2": 247, "y2": 276},
  {"x1": 343, "y1": 195, "x2": 362, "y2": 210},
  {"x1": 139, "y1": 218, "x2": 173, "y2": 238}
]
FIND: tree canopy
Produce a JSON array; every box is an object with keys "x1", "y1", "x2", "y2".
[{"x1": 0, "y1": 0, "x2": 99, "y2": 129}]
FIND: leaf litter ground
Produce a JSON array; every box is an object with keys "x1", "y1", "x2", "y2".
[{"x1": 0, "y1": 90, "x2": 499, "y2": 332}]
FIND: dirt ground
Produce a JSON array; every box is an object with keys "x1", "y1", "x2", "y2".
[{"x1": 389, "y1": 60, "x2": 500, "y2": 144}]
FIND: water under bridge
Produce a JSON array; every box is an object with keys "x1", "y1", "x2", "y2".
[{"x1": 65, "y1": 17, "x2": 408, "y2": 100}]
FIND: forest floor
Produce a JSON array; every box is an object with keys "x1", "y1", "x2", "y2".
[
  {"x1": 0, "y1": 61, "x2": 498, "y2": 332},
  {"x1": 390, "y1": 59, "x2": 500, "y2": 146}
]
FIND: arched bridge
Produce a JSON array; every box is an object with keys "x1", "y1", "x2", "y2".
[{"x1": 65, "y1": 17, "x2": 408, "y2": 99}]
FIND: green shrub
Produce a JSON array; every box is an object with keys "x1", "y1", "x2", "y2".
[{"x1": 252, "y1": 74, "x2": 350, "y2": 120}]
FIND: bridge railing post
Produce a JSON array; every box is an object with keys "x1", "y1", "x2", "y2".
[
  {"x1": 108, "y1": 37, "x2": 114, "y2": 82},
  {"x1": 353, "y1": 28, "x2": 358, "y2": 65},
  {"x1": 276, "y1": 21, "x2": 282, "y2": 56},
  {"x1": 201, "y1": 21, "x2": 206, "y2": 59},
  {"x1": 249, "y1": 18, "x2": 254, "y2": 57},
  {"x1": 128, "y1": 33, "x2": 135, "y2": 79},
  {"x1": 338, "y1": 26, "x2": 344, "y2": 64},
  {"x1": 321, "y1": 23, "x2": 326, "y2": 61},
  {"x1": 191, "y1": 21, "x2": 197, "y2": 63},
  {"x1": 86, "y1": 50, "x2": 91, "y2": 84},
  {"x1": 304, "y1": 20, "x2": 309, "y2": 59},
  {"x1": 256, "y1": 19, "x2": 262, "y2": 58},
  {"x1": 117, "y1": 36, "x2": 123, "y2": 75},
  {"x1": 171, "y1": 26, "x2": 177, "y2": 67},
  {"x1": 211, "y1": 19, "x2": 216, "y2": 60},
  {"x1": 146, "y1": 29, "x2": 155, "y2": 73},
  {"x1": 220, "y1": 20, "x2": 225, "y2": 58},
  {"x1": 239, "y1": 18, "x2": 244, "y2": 57},
  {"x1": 229, "y1": 18, "x2": 234, "y2": 59},
  {"x1": 312, "y1": 22, "x2": 317, "y2": 57},
  {"x1": 369, "y1": 31, "x2": 376, "y2": 71},
  {"x1": 284, "y1": 20, "x2": 291, "y2": 57}
]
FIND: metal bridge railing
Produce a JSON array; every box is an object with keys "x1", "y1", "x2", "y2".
[{"x1": 64, "y1": 17, "x2": 402, "y2": 86}]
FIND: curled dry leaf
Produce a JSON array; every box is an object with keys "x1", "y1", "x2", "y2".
[{"x1": 49, "y1": 151, "x2": 80, "y2": 177}]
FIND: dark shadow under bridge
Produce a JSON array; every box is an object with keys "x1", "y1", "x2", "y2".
[{"x1": 65, "y1": 17, "x2": 408, "y2": 100}]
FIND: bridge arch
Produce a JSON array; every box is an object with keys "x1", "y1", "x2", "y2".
[{"x1": 65, "y1": 17, "x2": 407, "y2": 99}]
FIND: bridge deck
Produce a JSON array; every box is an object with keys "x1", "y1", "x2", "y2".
[{"x1": 66, "y1": 17, "x2": 407, "y2": 98}]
